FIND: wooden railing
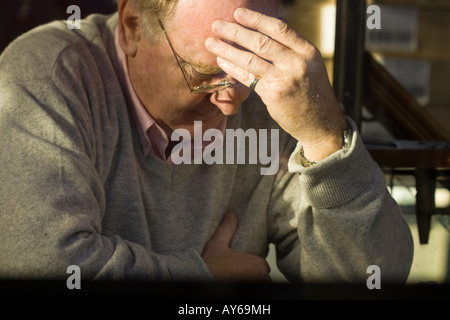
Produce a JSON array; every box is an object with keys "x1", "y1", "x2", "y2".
[
  {"x1": 364, "y1": 52, "x2": 450, "y2": 142},
  {"x1": 362, "y1": 52, "x2": 450, "y2": 244}
]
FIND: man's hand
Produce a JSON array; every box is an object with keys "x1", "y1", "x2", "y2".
[
  {"x1": 205, "y1": 8, "x2": 348, "y2": 162},
  {"x1": 202, "y1": 211, "x2": 271, "y2": 283}
]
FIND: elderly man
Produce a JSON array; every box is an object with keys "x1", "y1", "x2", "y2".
[{"x1": 0, "y1": 0, "x2": 413, "y2": 283}]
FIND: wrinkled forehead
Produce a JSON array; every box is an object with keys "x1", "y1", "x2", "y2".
[
  {"x1": 174, "y1": 1, "x2": 273, "y2": 23},
  {"x1": 167, "y1": 0, "x2": 279, "y2": 68},
  {"x1": 172, "y1": 0, "x2": 279, "y2": 32}
]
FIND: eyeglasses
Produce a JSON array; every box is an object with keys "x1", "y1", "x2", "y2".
[{"x1": 158, "y1": 19, "x2": 242, "y2": 94}]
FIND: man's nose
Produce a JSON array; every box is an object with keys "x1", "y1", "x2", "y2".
[{"x1": 209, "y1": 86, "x2": 251, "y2": 116}]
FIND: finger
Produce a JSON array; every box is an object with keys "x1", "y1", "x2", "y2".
[
  {"x1": 246, "y1": 256, "x2": 272, "y2": 283},
  {"x1": 210, "y1": 20, "x2": 292, "y2": 65},
  {"x1": 234, "y1": 8, "x2": 308, "y2": 53},
  {"x1": 209, "y1": 211, "x2": 239, "y2": 247},
  {"x1": 259, "y1": 258, "x2": 271, "y2": 275},
  {"x1": 205, "y1": 37, "x2": 275, "y2": 80},
  {"x1": 216, "y1": 57, "x2": 263, "y2": 92}
]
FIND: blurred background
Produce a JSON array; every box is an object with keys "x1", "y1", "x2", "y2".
[
  {"x1": 1, "y1": 0, "x2": 449, "y2": 285},
  {"x1": 0, "y1": 0, "x2": 116, "y2": 51}
]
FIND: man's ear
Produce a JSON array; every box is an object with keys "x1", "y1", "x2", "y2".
[{"x1": 118, "y1": 0, "x2": 142, "y2": 57}]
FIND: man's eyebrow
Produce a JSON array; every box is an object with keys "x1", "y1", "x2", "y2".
[{"x1": 187, "y1": 61, "x2": 223, "y2": 75}]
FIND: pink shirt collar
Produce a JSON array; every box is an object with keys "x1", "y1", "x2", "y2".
[
  {"x1": 114, "y1": 27, "x2": 168, "y2": 159},
  {"x1": 114, "y1": 27, "x2": 226, "y2": 161}
]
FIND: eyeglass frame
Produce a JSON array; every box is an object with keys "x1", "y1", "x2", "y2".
[{"x1": 157, "y1": 18, "x2": 242, "y2": 94}]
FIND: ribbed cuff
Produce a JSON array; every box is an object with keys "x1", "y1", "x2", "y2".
[
  {"x1": 166, "y1": 249, "x2": 213, "y2": 282},
  {"x1": 288, "y1": 118, "x2": 379, "y2": 209}
]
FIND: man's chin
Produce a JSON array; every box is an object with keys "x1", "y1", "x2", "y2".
[
  {"x1": 215, "y1": 103, "x2": 241, "y2": 117},
  {"x1": 171, "y1": 113, "x2": 227, "y2": 136}
]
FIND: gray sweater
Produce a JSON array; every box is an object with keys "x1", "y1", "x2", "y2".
[{"x1": 0, "y1": 13, "x2": 413, "y2": 283}]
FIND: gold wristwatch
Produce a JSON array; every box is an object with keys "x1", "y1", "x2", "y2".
[{"x1": 299, "y1": 128, "x2": 351, "y2": 168}]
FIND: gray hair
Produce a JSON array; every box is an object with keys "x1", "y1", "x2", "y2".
[
  {"x1": 115, "y1": 0, "x2": 283, "y2": 42},
  {"x1": 115, "y1": 0, "x2": 178, "y2": 41}
]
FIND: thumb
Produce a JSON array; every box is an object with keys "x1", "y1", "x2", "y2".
[{"x1": 209, "y1": 211, "x2": 239, "y2": 247}]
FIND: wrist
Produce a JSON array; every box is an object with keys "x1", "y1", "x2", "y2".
[{"x1": 300, "y1": 126, "x2": 350, "y2": 167}]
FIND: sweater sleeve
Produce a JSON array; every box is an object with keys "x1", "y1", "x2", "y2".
[
  {"x1": 269, "y1": 118, "x2": 414, "y2": 283},
  {"x1": 0, "y1": 78, "x2": 212, "y2": 281},
  {"x1": 0, "y1": 26, "x2": 212, "y2": 281}
]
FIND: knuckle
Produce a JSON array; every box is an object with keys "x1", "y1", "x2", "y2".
[
  {"x1": 296, "y1": 60, "x2": 308, "y2": 77},
  {"x1": 305, "y1": 44, "x2": 321, "y2": 60},
  {"x1": 254, "y1": 35, "x2": 272, "y2": 54},
  {"x1": 244, "y1": 54, "x2": 258, "y2": 72},
  {"x1": 272, "y1": 19, "x2": 289, "y2": 35},
  {"x1": 230, "y1": 25, "x2": 240, "y2": 40},
  {"x1": 253, "y1": 12, "x2": 265, "y2": 28}
]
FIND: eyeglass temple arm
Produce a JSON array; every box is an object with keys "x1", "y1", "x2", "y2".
[{"x1": 157, "y1": 18, "x2": 195, "y2": 92}]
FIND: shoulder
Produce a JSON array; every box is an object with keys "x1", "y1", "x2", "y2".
[{"x1": 0, "y1": 13, "x2": 117, "y2": 85}]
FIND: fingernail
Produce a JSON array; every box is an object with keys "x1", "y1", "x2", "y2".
[
  {"x1": 205, "y1": 37, "x2": 218, "y2": 50},
  {"x1": 235, "y1": 8, "x2": 250, "y2": 18},
  {"x1": 216, "y1": 57, "x2": 228, "y2": 68},
  {"x1": 212, "y1": 20, "x2": 226, "y2": 32}
]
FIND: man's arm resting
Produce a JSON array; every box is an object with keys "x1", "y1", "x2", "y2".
[
  {"x1": 288, "y1": 118, "x2": 414, "y2": 283},
  {"x1": 0, "y1": 82, "x2": 211, "y2": 282}
]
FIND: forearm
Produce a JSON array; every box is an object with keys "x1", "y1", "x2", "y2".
[
  {"x1": 296, "y1": 175, "x2": 413, "y2": 283},
  {"x1": 0, "y1": 82, "x2": 212, "y2": 282},
  {"x1": 289, "y1": 119, "x2": 413, "y2": 283},
  {"x1": 0, "y1": 158, "x2": 211, "y2": 282}
]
